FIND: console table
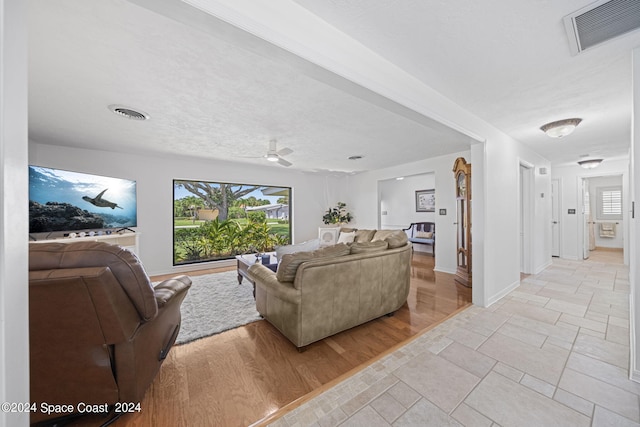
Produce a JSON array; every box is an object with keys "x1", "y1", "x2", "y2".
[{"x1": 30, "y1": 232, "x2": 140, "y2": 256}]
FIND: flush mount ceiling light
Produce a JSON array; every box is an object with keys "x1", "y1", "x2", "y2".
[
  {"x1": 540, "y1": 118, "x2": 582, "y2": 138},
  {"x1": 578, "y1": 159, "x2": 603, "y2": 169},
  {"x1": 108, "y1": 104, "x2": 150, "y2": 121}
]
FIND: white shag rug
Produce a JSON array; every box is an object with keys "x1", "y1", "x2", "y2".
[{"x1": 172, "y1": 270, "x2": 262, "y2": 345}]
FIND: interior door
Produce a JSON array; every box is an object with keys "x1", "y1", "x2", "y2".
[
  {"x1": 551, "y1": 179, "x2": 560, "y2": 257},
  {"x1": 582, "y1": 178, "x2": 590, "y2": 260}
]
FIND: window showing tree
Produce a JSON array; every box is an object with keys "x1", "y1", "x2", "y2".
[
  {"x1": 173, "y1": 180, "x2": 291, "y2": 265},
  {"x1": 596, "y1": 186, "x2": 622, "y2": 220}
]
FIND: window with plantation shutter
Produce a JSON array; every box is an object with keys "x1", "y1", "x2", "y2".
[{"x1": 596, "y1": 186, "x2": 622, "y2": 220}]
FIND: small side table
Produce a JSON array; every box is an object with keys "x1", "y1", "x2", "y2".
[{"x1": 235, "y1": 252, "x2": 277, "y2": 298}]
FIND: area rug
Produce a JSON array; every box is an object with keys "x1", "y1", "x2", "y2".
[{"x1": 171, "y1": 270, "x2": 262, "y2": 345}]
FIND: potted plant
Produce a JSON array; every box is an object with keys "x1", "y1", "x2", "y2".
[{"x1": 322, "y1": 202, "x2": 352, "y2": 225}]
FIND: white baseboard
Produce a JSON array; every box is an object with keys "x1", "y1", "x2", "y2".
[
  {"x1": 534, "y1": 260, "x2": 553, "y2": 275},
  {"x1": 434, "y1": 266, "x2": 457, "y2": 275},
  {"x1": 487, "y1": 280, "x2": 520, "y2": 307}
]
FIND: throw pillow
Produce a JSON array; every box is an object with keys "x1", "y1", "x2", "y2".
[
  {"x1": 385, "y1": 231, "x2": 409, "y2": 248},
  {"x1": 354, "y1": 229, "x2": 376, "y2": 243},
  {"x1": 275, "y1": 239, "x2": 320, "y2": 261},
  {"x1": 276, "y1": 243, "x2": 350, "y2": 282},
  {"x1": 350, "y1": 240, "x2": 389, "y2": 254},
  {"x1": 415, "y1": 231, "x2": 433, "y2": 239},
  {"x1": 371, "y1": 230, "x2": 395, "y2": 241},
  {"x1": 337, "y1": 231, "x2": 356, "y2": 244}
]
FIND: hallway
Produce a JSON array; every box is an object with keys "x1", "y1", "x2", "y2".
[{"x1": 267, "y1": 249, "x2": 639, "y2": 426}]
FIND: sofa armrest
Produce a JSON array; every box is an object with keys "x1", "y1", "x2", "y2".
[
  {"x1": 154, "y1": 275, "x2": 192, "y2": 308},
  {"x1": 248, "y1": 264, "x2": 300, "y2": 304}
]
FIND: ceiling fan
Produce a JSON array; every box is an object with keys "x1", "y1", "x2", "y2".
[{"x1": 263, "y1": 139, "x2": 293, "y2": 167}]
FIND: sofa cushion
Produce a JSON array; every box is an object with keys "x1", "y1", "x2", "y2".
[
  {"x1": 277, "y1": 243, "x2": 350, "y2": 282},
  {"x1": 275, "y1": 239, "x2": 320, "y2": 261},
  {"x1": 385, "y1": 230, "x2": 409, "y2": 249},
  {"x1": 354, "y1": 229, "x2": 376, "y2": 243},
  {"x1": 350, "y1": 240, "x2": 389, "y2": 254},
  {"x1": 337, "y1": 231, "x2": 356, "y2": 244},
  {"x1": 415, "y1": 231, "x2": 433, "y2": 239},
  {"x1": 371, "y1": 230, "x2": 397, "y2": 242}
]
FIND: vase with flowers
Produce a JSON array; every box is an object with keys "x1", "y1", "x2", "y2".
[{"x1": 322, "y1": 202, "x2": 352, "y2": 225}]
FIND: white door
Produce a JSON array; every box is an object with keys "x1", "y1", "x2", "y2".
[
  {"x1": 551, "y1": 179, "x2": 560, "y2": 257},
  {"x1": 519, "y1": 164, "x2": 533, "y2": 273},
  {"x1": 582, "y1": 178, "x2": 590, "y2": 260}
]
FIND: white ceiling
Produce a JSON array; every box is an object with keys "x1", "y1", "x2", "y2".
[{"x1": 28, "y1": 0, "x2": 640, "y2": 173}]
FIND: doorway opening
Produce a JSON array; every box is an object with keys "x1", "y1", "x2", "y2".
[{"x1": 580, "y1": 174, "x2": 624, "y2": 261}]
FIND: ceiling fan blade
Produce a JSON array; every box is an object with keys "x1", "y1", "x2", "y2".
[
  {"x1": 277, "y1": 157, "x2": 292, "y2": 167},
  {"x1": 277, "y1": 147, "x2": 293, "y2": 157}
]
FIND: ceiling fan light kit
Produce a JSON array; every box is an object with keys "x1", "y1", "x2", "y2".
[
  {"x1": 540, "y1": 118, "x2": 582, "y2": 138},
  {"x1": 264, "y1": 139, "x2": 293, "y2": 167},
  {"x1": 577, "y1": 159, "x2": 603, "y2": 169}
]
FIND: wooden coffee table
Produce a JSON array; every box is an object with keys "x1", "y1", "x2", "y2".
[{"x1": 236, "y1": 252, "x2": 277, "y2": 297}]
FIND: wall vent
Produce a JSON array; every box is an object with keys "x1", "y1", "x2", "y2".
[{"x1": 564, "y1": 0, "x2": 640, "y2": 55}]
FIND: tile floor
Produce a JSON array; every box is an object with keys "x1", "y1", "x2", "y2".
[{"x1": 268, "y1": 251, "x2": 639, "y2": 426}]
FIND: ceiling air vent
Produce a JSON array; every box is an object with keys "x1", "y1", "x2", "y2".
[
  {"x1": 564, "y1": 0, "x2": 640, "y2": 55},
  {"x1": 108, "y1": 104, "x2": 150, "y2": 121}
]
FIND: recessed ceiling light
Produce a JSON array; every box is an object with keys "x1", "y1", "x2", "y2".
[
  {"x1": 540, "y1": 118, "x2": 582, "y2": 138},
  {"x1": 348, "y1": 155, "x2": 364, "y2": 160},
  {"x1": 108, "y1": 104, "x2": 150, "y2": 121},
  {"x1": 396, "y1": 177, "x2": 405, "y2": 180}
]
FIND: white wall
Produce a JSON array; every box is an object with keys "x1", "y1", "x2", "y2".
[
  {"x1": 379, "y1": 173, "x2": 436, "y2": 254},
  {"x1": 379, "y1": 173, "x2": 436, "y2": 229},
  {"x1": 29, "y1": 142, "x2": 336, "y2": 275},
  {"x1": 480, "y1": 133, "x2": 552, "y2": 306},
  {"x1": 347, "y1": 151, "x2": 467, "y2": 275},
  {"x1": 630, "y1": 48, "x2": 639, "y2": 382},
  {"x1": 0, "y1": 0, "x2": 30, "y2": 425},
  {"x1": 551, "y1": 159, "x2": 629, "y2": 263}
]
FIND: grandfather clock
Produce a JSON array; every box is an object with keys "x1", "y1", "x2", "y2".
[{"x1": 453, "y1": 157, "x2": 472, "y2": 287}]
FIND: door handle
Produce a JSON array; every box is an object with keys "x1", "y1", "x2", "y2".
[{"x1": 552, "y1": 221, "x2": 558, "y2": 224}]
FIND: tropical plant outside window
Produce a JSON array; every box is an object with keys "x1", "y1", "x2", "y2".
[{"x1": 173, "y1": 180, "x2": 291, "y2": 265}]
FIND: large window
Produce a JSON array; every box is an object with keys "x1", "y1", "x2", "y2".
[
  {"x1": 173, "y1": 179, "x2": 291, "y2": 265},
  {"x1": 596, "y1": 186, "x2": 622, "y2": 220}
]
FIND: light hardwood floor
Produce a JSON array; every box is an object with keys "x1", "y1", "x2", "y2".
[{"x1": 99, "y1": 252, "x2": 471, "y2": 426}]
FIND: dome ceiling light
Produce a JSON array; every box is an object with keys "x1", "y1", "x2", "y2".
[
  {"x1": 577, "y1": 159, "x2": 603, "y2": 169},
  {"x1": 540, "y1": 118, "x2": 582, "y2": 138}
]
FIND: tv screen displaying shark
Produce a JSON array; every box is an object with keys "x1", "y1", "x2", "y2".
[{"x1": 29, "y1": 165, "x2": 137, "y2": 235}]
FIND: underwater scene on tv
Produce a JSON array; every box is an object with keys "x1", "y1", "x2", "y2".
[{"x1": 29, "y1": 166, "x2": 137, "y2": 233}]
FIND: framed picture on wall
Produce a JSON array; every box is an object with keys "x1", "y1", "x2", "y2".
[{"x1": 416, "y1": 189, "x2": 435, "y2": 212}]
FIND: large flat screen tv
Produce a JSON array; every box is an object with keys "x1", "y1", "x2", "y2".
[{"x1": 29, "y1": 165, "x2": 137, "y2": 234}]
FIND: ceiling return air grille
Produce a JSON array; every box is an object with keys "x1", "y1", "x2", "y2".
[{"x1": 564, "y1": 0, "x2": 640, "y2": 55}]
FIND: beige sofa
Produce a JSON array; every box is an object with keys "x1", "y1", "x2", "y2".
[{"x1": 248, "y1": 229, "x2": 412, "y2": 348}]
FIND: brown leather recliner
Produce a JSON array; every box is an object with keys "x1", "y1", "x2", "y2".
[{"x1": 28, "y1": 241, "x2": 191, "y2": 424}]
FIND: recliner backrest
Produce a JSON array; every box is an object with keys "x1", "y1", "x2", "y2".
[{"x1": 29, "y1": 241, "x2": 158, "y2": 321}]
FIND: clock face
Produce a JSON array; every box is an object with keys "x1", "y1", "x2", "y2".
[{"x1": 457, "y1": 174, "x2": 466, "y2": 197}]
